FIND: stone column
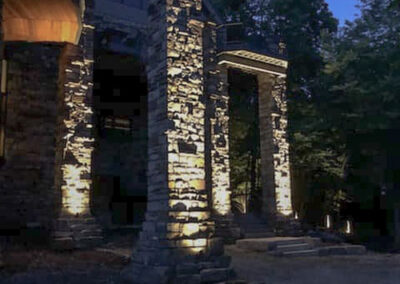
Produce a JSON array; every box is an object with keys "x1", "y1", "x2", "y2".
[
  {"x1": 0, "y1": 0, "x2": 5, "y2": 165},
  {"x1": 52, "y1": 0, "x2": 102, "y2": 249},
  {"x1": 123, "y1": 1, "x2": 231, "y2": 283},
  {"x1": 204, "y1": 23, "x2": 239, "y2": 243},
  {"x1": 258, "y1": 74, "x2": 292, "y2": 225},
  {"x1": 395, "y1": 209, "x2": 400, "y2": 248},
  {"x1": 0, "y1": 0, "x2": 4, "y2": 268}
]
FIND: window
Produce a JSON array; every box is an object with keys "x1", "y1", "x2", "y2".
[
  {"x1": 0, "y1": 58, "x2": 8, "y2": 164},
  {"x1": 104, "y1": 116, "x2": 132, "y2": 132}
]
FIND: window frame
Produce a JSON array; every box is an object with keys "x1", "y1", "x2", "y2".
[{"x1": 0, "y1": 57, "x2": 8, "y2": 165}]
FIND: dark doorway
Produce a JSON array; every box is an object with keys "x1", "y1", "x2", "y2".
[
  {"x1": 91, "y1": 48, "x2": 148, "y2": 229},
  {"x1": 228, "y1": 69, "x2": 262, "y2": 217}
]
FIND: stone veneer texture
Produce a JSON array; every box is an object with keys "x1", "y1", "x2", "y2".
[
  {"x1": 258, "y1": 74, "x2": 292, "y2": 219},
  {"x1": 127, "y1": 1, "x2": 230, "y2": 282},
  {"x1": 203, "y1": 23, "x2": 231, "y2": 217},
  {"x1": 53, "y1": 0, "x2": 102, "y2": 248},
  {"x1": 0, "y1": 43, "x2": 61, "y2": 232},
  {"x1": 139, "y1": 0, "x2": 214, "y2": 256},
  {"x1": 57, "y1": 1, "x2": 95, "y2": 217},
  {"x1": 270, "y1": 76, "x2": 292, "y2": 216}
]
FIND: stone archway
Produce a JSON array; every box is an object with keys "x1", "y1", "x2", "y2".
[{"x1": 215, "y1": 49, "x2": 293, "y2": 229}]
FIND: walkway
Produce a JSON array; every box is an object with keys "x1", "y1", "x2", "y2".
[{"x1": 227, "y1": 245, "x2": 400, "y2": 284}]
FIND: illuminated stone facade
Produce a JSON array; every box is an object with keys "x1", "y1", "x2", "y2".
[
  {"x1": 203, "y1": 23, "x2": 240, "y2": 243},
  {"x1": 258, "y1": 74, "x2": 292, "y2": 220},
  {"x1": 124, "y1": 0, "x2": 232, "y2": 282},
  {"x1": 0, "y1": 0, "x2": 293, "y2": 267},
  {"x1": 204, "y1": 27, "x2": 231, "y2": 217},
  {"x1": 53, "y1": 0, "x2": 103, "y2": 249},
  {"x1": 217, "y1": 49, "x2": 293, "y2": 225}
]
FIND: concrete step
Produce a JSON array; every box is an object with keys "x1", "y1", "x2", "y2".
[
  {"x1": 275, "y1": 249, "x2": 319, "y2": 257},
  {"x1": 243, "y1": 232, "x2": 275, "y2": 239},
  {"x1": 242, "y1": 225, "x2": 270, "y2": 231},
  {"x1": 272, "y1": 237, "x2": 311, "y2": 247},
  {"x1": 236, "y1": 237, "x2": 316, "y2": 252},
  {"x1": 275, "y1": 242, "x2": 313, "y2": 253},
  {"x1": 318, "y1": 245, "x2": 366, "y2": 256}
]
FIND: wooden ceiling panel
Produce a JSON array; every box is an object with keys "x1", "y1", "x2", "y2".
[{"x1": 3, "y1": 0, "x2": 81, "y2": 44}]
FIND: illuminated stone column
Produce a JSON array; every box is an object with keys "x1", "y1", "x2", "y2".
[
  {"x1": 258, "y1": 74, "x2": 293, "y2": 223},
  {"x1": 204, "y1": 23, "x2": 231, "y2": 216},
  {"x1": 204, "y1": 23, "x2": 239, "y2": 243},
  {"x1": 0, "y1": 2, "x2": 4, "y2": 266},
  {"x1": 210, "y1": 67, "x2": 231, "y2": 216},
  {"x1": 124, "y1": 1, "x2": 231, "y2": 283},
  {"x1": 53, "y1": 0, "x2": 102, "y2": 249}
]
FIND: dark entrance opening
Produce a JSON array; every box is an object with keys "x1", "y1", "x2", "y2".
[
  {"x1": 228, "y1": 69, "x2": 262, "y2": 217},
  {"x1": 91, "y1": 48, "x2": 148, "y2": 230}
]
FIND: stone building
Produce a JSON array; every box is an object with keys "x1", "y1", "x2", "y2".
[{"x1": 0, "y1": 0, "x2": 292, "y2": 282}]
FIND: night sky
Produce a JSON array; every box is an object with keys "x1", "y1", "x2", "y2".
[{"x1": 326, "y1": 0, "x2": 361, "y2": 26}]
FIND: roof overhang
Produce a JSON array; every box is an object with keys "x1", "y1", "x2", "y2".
[
  {"x1": 3, "y1": 0, "x2": 82, "y2": 44},
  {"x1": 218, "y1": 50, "x2": 288, "y2": 77}
]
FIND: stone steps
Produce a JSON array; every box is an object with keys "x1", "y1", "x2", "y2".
[
  {"x1": 236, "y1": 236, "x2": 367, "y2": 258},
  {"x1": 270, "y1": 237, "x2": 314, "y2": 247},
  {"x1": 236, "y1": 237, "x2": 314, "y2": 252},
  {"x1": 274, "y1": 249, "x2": 319, "y2": 257},
  {"x1": 275, "y1": 242, "x2": 313, "y2": 253},
  {"x1": 318, "y1": 245, "x2": 367, "y2": 256},
  {"x1": 243, "y1": 231, "x2": 275, "y2": 239},
  {"x1": 267, "y1": 238, "x2": 319, "y2": 257}
]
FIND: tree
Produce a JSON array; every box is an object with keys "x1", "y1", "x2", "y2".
[
  {"x1": 264, "y1": 0, "x2": 344, "y2": 221},
  {"x1": 322, "y1": 0, "x2": 400, "y2": 230},
  {"x1": 324, "y1": 0, "x2": 400, "y2": 132},
  {"x1": 212, "y1": 0, "x2": 345, "y2": 220}
]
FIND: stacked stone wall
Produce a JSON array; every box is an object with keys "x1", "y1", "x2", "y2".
[
  {"x1": 258, "y1": 74, "x2": 292, "y2": 222},
  {"x1": 203, "y1": 23, "x2": 240, "y2": 243},
  {"x1": 52, "y1": 0, "x2": 103, "y2": 249},
  {"x1": 0, "y1": 43, "x2": 61, "y2": 234},
  {"x1": 203, "y1": 24, "x2": 231, "y2": 217},
  {"x1": 125, "y1": 0, "x2": 232, "y2": 282},
  {"x1": 270, "y1": 76, "x2": 292, "y2": 216}
]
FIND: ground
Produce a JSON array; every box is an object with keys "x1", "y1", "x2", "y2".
[
  {"x1": 227, "y1": 245, "x2": 400, "y2": 284},
  {"x1": 1, "y1": 237, "x2": 400, "y2": 284}
]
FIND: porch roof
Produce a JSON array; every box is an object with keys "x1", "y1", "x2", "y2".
[
  {"x1": 218, "y1": 50, "x2": 288, "y2": 76},
  {"x1": 3, "y1": 0, "x2": 82, "y2": 44}
]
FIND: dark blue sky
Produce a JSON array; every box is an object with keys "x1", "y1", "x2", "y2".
[{"x1": 326, "y1": 0, "x2": 360, "y2": 25}]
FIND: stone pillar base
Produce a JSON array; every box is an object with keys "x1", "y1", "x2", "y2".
[
  {"x1": 120, "y1": 238, "x2": 234, "y2": 284},
  {"x1": 52, "y1": 216, "x2": 103, "y2": 250},
  {"x1": 213, "y1": 215, "x2": 241, "y2": 244},
  {"x1": 275, "y1": 215, "x2": 303, "y2": 237}
]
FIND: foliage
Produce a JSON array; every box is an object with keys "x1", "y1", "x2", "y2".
[
  {"x1": 324, "y1": 0, "x2": 400, "y2": 132},
  {"x1": 228, "y1": 70, "x2": 261, "y2": 214},
  {"x1": 246, "y1": 0, "x2": 344, "y2": 217},
  {"x1": 322, "y1": 0, "x2": 400, "y2": 215},
  {"x1": 213, "y1": 0, "x2": 400, "y2": 225}
]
